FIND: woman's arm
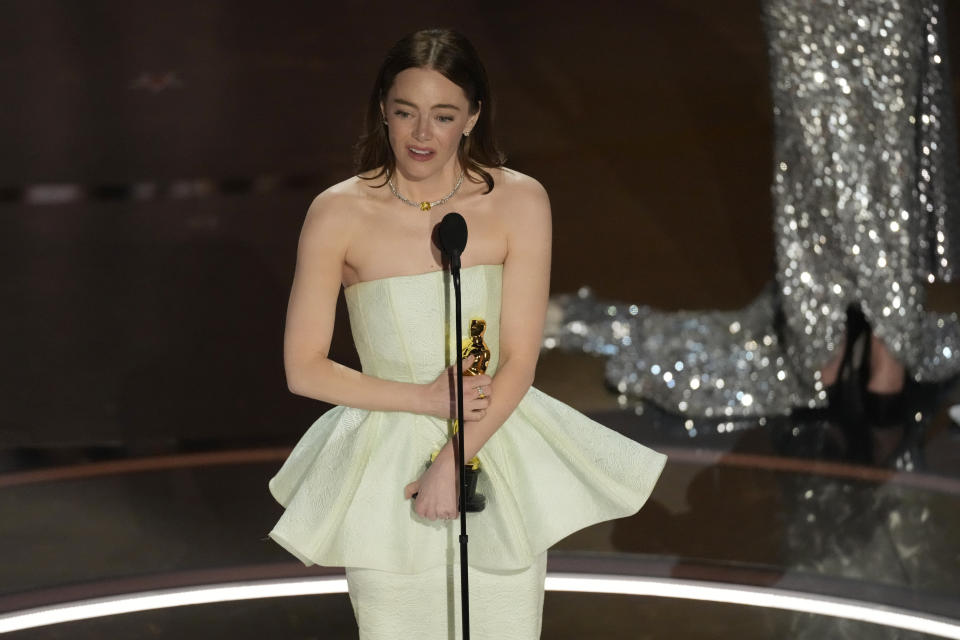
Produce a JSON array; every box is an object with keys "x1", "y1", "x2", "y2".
[
  {"x1": 440, "y1": 176, "x2": 552, "y2": 461},
  {"x1": 406, "y1": 175, "x2": 552, "y2": 518},
  {"x1": 284, "y1": 191, "x2": 492, "y2": 417}
]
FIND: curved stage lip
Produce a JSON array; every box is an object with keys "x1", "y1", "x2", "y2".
[{"x1": 1, "y1": 572, "x2": 959, "y2": 639}]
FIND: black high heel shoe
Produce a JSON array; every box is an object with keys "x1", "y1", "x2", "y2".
[
  {"x1": 825, "y1": 307, "x2": 875, "y2": 463},
  {"x1": 861, "y1": 332, "x2": 907, "y2": 428},
  {"x1": 824, "y1": 306, "x2": 868, "y2": 419}
]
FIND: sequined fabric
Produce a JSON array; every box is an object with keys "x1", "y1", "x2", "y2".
[
  {"x1": 544, "y1": 285, "x2": 805, "y2": 425},
  {"x1": 544, "y1": 0, "x2": 960, "y2": 422},
  {"x1": 768, "y1": 0, "x2": 960, "y2": 387}
]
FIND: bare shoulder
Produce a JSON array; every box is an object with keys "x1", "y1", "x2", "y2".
[
  {"x1": 298, "y1": 176, "x2": 373, "y2": 249},
  {"x1": 491, "y1": 167, "x2": 548, "y2": 200},
  {"x1": 304, "y1": 175, "x2": 379, "y2": 226},
  {"x1": 488, "y1": 167, "x2": 551, "y2": 226}
]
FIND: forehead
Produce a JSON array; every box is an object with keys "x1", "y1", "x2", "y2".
[{"x1": 386, "y1": 67, "x2": 469, "y2": 108}]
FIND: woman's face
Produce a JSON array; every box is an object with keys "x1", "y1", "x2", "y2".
[{"x1": 382, "y1": 67, "x2": 480, "y2": 181}]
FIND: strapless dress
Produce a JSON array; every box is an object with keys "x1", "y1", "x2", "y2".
[{"x1": 268, "y1": 264, "x2": 666, "y2": 575}]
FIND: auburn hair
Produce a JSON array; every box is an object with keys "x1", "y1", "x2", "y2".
[{"x1": 354, "y1": 28, "x2": 505, "y2": 193}]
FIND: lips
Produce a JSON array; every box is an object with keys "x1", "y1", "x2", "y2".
[{"x1": 407, "y1": 145, "x2": 436, "y2": 162}]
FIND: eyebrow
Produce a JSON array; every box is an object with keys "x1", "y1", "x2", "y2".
[{"x1": 392, "y1": 98, "x2": 461, "y2": 111}]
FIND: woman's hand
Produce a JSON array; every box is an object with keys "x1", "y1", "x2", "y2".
[
  {"x1": 422, "y1": 355, "x2": 492, "y2": 421},
  {"x1": 404, "y1": 454, "x2": 459, "y2": 521}
]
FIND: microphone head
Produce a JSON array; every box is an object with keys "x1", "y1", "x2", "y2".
[{"x1": 437, "y1": 212, "x2": 468, "y2": 257}]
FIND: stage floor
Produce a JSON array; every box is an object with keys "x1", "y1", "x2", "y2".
[{"x1": 2, "y1": 353, "x2": 958, "y2": 639}]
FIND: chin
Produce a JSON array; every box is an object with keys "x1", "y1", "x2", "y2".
[{"x1": 396, "y1": 158, "x2": 442, "y2": 179}]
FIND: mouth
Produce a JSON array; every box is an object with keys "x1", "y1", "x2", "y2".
[{"x1": 407, "y1": 146, "x2": 436, "y2": 162}]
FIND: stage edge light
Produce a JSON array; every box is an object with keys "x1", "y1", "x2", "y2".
[
  {"x1": 0, "y1": 574, "x2": 957, "y2": 638},
  {"x1": 548, "y1": 574, "x2": 960, "y2": 639}
]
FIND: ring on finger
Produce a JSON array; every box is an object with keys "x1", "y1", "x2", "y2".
[{"x1": 476, "y1": 386, "x2": 486, "y2": 399}]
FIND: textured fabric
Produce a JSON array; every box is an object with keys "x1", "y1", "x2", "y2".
[
  {"x1": 269, "y1": 264, "x2": 666, "y2": 573},
  {"x1": 346, "y1": 551, "x2": 547, "y2": 640},
  {"x1": 542, "y1": 1, "x2": 960, "y2": 424}
]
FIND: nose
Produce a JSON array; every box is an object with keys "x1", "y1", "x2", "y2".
[{"x1": 413, "y1": 117, "x2": 430, "y2": 142}]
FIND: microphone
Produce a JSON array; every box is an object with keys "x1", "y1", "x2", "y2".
[
  {"x1": 435, "y1": 209, "x2": 475, "y2": 638},
  {"x1": 437, "y1": 212, "x2": 468, "y2": 269}
]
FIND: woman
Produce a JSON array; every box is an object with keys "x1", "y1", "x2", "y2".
[
  {"x1": 764, "y1": 0, "x2": 960, "y2": 415},
  {"x1": 545, "y1": 0, "x2": 960, "y2": 443},
  {"x1": 268, "y1": 29, "x2": 665, "y2": 639}
]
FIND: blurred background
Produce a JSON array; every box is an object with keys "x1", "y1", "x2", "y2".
[{"x1": 1, "y1": 1, "x2": 959, "y2": 638}]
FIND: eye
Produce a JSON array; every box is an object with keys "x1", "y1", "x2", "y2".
[
  {"x1": 393, "y1": 109, "x2": 412, "y2": 118},
  {"x1": 436, "y1": 114, "x2": 455, "y2": 123}
]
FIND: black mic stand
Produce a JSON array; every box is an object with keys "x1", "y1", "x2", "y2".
[{"x1": 448, "y1": 248, "x2": 471, "y2": 640}]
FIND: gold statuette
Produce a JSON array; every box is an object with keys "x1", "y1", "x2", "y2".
[
  {"x1": 458, "y1": 318, "x2": 490, "y2": 470},
  {"x1": 461, "y1": 318, "x2": 491, "y2": 376},
  {"x1": 421, "y1": 317, "x2": 490, "y2": 512}
]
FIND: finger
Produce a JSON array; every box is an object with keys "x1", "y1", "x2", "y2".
[
  {"x1": 470, "y1": 374, "x2": 492, "y2": 388},
  {"x1": 465, "y1": 408, "x2": 487, "y2": 421},
  {"x1": 468, "y1": 397, "x2": 491, "y2": 411},
  {"x1": 404, "y1": 482, "x2": 419, "y2": 499},
  {"x1": 461, "y1": 354, "x2": 476, "y2": 372},
  {"x1": 415, "y1": 500, "x2": 430, "y2": 520}
]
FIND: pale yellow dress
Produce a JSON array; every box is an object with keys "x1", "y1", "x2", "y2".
[{"x1": 268, "y1": 264, "x2": 666, "y2": 639}]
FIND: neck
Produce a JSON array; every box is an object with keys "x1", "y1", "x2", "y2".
[{"x1": 392, "y1": 164, "x2": 461, "y2": 203}]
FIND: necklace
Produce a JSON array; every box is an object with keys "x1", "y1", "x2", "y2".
[{"x1": 388, "y1": 171, "x2": 464, "y2": 211}]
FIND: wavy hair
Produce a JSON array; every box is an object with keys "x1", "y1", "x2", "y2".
[{"x1": 354, "y1": 29, "x2": 505, "y2": 193}]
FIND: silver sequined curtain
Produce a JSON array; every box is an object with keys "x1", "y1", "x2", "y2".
[{"x1": 544, "y1": 0, "x2": 960, "y2": 423}]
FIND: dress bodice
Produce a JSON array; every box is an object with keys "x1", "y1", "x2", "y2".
[
  {"x1": 343, "y1": 264, "x2": 503, "y2": 383},
  {"x1": 270, "y1": 262, "x2": 665, "y2": 575}
]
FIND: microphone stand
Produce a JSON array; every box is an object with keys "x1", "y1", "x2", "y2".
[{"x1": 449, "y1": 249, "x2": 471, "y2": 640}]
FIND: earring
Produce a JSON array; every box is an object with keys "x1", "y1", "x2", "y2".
[
  {"x1": 463, "y1": 130, "x2": 471, "y2": 137},
  {"x1": 382, "y1": 119, "x2": 388, "y2": 126}
]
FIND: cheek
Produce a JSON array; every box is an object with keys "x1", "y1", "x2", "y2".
[
  {"x1": 386, "y1": 121, "x2": 410, "y2": 149},
  {"x1": 438, "y1": 127, "x2": 463, "y2": 151}
]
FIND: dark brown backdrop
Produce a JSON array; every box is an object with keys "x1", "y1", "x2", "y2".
[{"x1": 1, "y1": 1, "x2": 957, "y2": 447}]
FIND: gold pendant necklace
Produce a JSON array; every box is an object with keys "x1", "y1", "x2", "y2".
[{"x1": 388, "y1": 171, "x2": 464, "y2": 211}]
